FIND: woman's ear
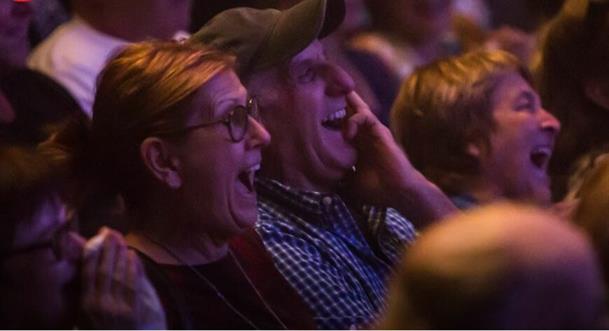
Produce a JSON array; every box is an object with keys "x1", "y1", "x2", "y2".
[
  {"x1": 584, "y1": 79, "x2": 609, "y2": 111},
  {"x1": 140, "y1": 137, "x2": 182, "y2": 189}
]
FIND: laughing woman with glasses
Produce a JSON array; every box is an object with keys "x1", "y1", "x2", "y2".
[{"x1": 63, "y1": 41, "x2": 315, "y2": 329}]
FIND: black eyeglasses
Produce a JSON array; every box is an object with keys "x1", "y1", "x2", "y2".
[
  {"x1": 164, "y1": 97, "x2": 260, "y2": 142},
  {"x1": 1, "y1": 221, "x2": 74, "y2": 261}
]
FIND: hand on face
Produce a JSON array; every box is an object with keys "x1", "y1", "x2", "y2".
[
  {"x1": 342, "y1": 91, "x2": 422, "y2": 205},
  {"x1": 80, "y1": 227, "x2": 166, "y2": 329},
  {"x1": 342, "y1": 92, "x2": 456, "y2": 225}
]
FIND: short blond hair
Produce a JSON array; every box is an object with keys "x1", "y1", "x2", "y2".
[{"x1": 391, "y1": 49, "x2": 530, "y2": 195}]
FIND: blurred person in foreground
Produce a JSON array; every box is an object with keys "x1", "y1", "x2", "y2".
[{"x1": 380, "y1": 203, "x2": 607, "y2": 329}]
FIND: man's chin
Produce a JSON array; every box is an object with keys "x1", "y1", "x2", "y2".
[{"x1": 329, "y1": 145, "x2": 357, "y2": 169}]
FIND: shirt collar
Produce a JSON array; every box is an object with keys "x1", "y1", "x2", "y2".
[{"x1": 255, "y1": 176, "x2": 343, "y2": 217}]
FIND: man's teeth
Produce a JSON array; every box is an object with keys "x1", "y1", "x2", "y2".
[{"x1": 322, "y1": 109, "x2": 347, "y2": 123}]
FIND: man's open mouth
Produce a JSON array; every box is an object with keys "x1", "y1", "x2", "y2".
[
  {"x1": 530, "y1": 146, "x2": 552, "y2": 171},
  {"x1": 321, "y1": 108, "x2": 347, "y2": 130}
]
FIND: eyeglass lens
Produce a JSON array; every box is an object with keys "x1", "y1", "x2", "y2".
[{"x1": 229, "y1": 105, "x2": 249, "y2": 142}]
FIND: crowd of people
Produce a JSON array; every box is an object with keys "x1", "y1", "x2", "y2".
[{"x1": 2, "y1": 0, "x2": 609, "y2": 329}]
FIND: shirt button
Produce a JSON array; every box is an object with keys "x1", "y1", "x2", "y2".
[{"x1": 322, "y1": 196, "x2": 333, "y2": 206}]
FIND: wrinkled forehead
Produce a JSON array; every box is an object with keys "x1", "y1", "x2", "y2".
[
  {"x1": 489, "y1": 72, "x2": 537, "y2": 104},
  {"x1": 244, "y1": 40, "x2": 326, "y2": 85},
  {"x1": 188, "y1": 69, "x2": 248, "y2": 121}
]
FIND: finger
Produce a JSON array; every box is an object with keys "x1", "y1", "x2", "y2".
[
  {"x1": 111, "y1": 244, "x2": 129, "y2": 300},
  {"x1": 97, "y1": 228, "x2": 121, "y2": 294},
  {"x1": 65, "y1": 231, "x2": 86, "y2": 261},
  {"x1": 82, "y1": 231, "x2": 106, "y2": 302},
  {"x1": 344, "y1": 112, "x2": 376, "y2": 140},
  {"x1": 125, "y1": 250, "x2": 141, "y2": 305},
  {"x1": 346, "y1": 91, "x2": 373, "y2": 117}
]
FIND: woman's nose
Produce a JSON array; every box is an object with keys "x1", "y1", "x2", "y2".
[
  {"x1": 540, "y1": 108, "x2": 561, "y2": 135},
  {"x1": 246, "y1": 117, "x2": 271, "y2": 149}
]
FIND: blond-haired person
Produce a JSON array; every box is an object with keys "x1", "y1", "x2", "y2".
[{"x1": 391, "y1": 50, "x2": 560, "y2": 209}]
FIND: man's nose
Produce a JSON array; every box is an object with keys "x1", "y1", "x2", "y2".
[
  {"x1": 324, "y1": 63, "x2": 355, "y2": 96},
  {"x1": 540, "y1": 108, "x2": 560, "y2": 135}
]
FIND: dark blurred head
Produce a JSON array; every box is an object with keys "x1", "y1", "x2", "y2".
[
  {"x1": 537, "y1": 0, "x2": 609, "y2": 196},
  {"x1": 380, "y1": 203, "x2": 606, "y2": 329},
  {"x1": 0, "y1": 68, "x2": 84, "y2": 145}
]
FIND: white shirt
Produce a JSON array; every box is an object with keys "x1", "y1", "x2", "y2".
[{"x1": 27, "y1": 16, "x2": 128, "y2": 117}]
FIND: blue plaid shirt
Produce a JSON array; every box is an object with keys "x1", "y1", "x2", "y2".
[{"x1": 255, "y1": 177, "x2": 418, "y2": 329}]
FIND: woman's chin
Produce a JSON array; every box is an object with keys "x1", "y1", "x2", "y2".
[
  {"x1": 228, "y1": 193, "x2": 258, "y2": 227},
  {"x1": 231, "y1": 208, "x2": 258, "y2": 233}
]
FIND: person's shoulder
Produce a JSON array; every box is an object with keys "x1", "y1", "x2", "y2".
[{"x1": 29, "y1": 19, "x2": 82, "y2": 61}]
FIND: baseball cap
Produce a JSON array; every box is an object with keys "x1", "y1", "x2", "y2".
[{"x1": 189, "y1": 0, "x2": 345, "y2": 75}]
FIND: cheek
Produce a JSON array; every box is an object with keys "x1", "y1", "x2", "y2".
[
  {"x1": 491, "y1": 119, "x2": 531, "y2": 153},
  {"x1": 181, "y1": 146, "x2": 242, "y2": 202}
]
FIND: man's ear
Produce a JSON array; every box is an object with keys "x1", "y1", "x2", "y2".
[
  {"x1": 140, "y1": 137, "x2": 182, "y2": 189},
  {"x1": 584, "y1": 79, "x2": 609, "y2": 111}
]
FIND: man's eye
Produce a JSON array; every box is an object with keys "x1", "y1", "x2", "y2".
[
  {"x1": 515, "y1": 102, "x2": 534, "y2": 112},
  {"x1": 298, "y1": 68, "x2": 316, "y2": 83}
]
